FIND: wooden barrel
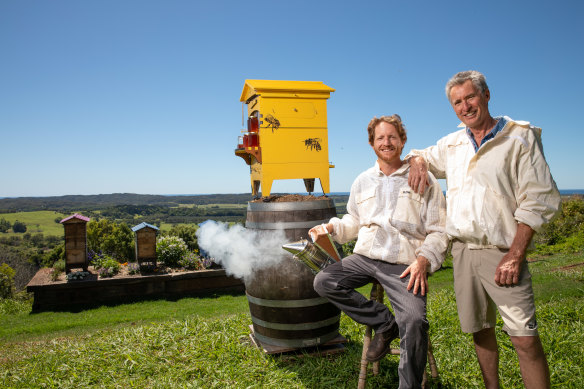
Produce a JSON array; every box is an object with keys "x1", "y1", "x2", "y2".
[{"x1": 245, "y1": 198, "x2": 341, "y2": 348}]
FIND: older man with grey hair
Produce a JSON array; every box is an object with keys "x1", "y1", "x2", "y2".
[{"x1": 408, "y1": 70, "x2": 561, "y2": 389}]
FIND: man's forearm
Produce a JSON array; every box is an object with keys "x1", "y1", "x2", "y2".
[
  {"x1": 508, "y1": 223, "x2": 535, "y2": 260},
  {"x1": 495, "y1": 222, "x2": 534, "y2": 286}
]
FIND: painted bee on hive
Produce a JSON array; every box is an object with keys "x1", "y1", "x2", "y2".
[
  {"x1": 264, "y1": 114, "x2": 280, "y2": 132},
  {"x1": 304, "y1": 138, "x2": 322, "y2": 151}
]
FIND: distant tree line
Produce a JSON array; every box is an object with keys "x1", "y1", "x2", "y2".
[
  {"x1": 0, "y1": 192, "x2": 350, "y2": 214},
  {"x1": 0, "y1": 193, "x2": 258, "y2": 213},
  {"x1": 96, "y1": 204, "x2": 246, "y2": 225}
]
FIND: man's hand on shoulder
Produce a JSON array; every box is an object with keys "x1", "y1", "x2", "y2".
[
  {"x1": 400, "y1": 256, "x2": 430, "y2": 296},
  {"x1": 408, "y1": 156, "x2": 430, "y2": 194}
]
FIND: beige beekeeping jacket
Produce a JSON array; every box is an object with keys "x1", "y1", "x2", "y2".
[
  {"x1": 329, "y1": 162, "x2": 448, "y2": 273},
  {"x1": 408, "y1": 117, "x2": 561, "y2": 249}
]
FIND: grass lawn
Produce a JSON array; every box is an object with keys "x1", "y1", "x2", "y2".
[
  {"x1": 1, "y1": 253, "x2": 582, "y2": 388},
  {"x1": 0, "y1": 211, "x2": 67, "y2": 237}
]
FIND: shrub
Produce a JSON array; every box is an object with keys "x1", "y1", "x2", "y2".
[
  {"x1": 97, "y1": 267, "x2": 116, "y2": 278},
  {"x1": 90, "y1": 253, "x2": 121, "y2": 278},
  {"x1": 90, "y1": 251, "x2": 113, "y2": 269},
  {"x1": 44, "y1": 244, "x2": 65, "y2": 267},
  {"x1": 202, "y1": 257, "x2": 216, "y2": 269},
  {"x1": 12, "y1": 220, "x2": 27, "y2": 233},
  {"x1": 51, "y1": 259, "x2": 66, "y2": 281},
  {"x1": 0, "y1": 296, "x2": 31, "y2": 315},
  {"x1": 95, "y1": 258, "x2": 121, "y2": 278},
  {"x1": 535, "y1": 197, "x2": 584, "y2": 246},
  {"x1": 87, "y1": 219, "x2": 135, "y2": 262},
  {"x1": 0, "y1": 263, "x2": 16, "y2": 299},
  {"x1": 90, "y1": 251, "x2": 106, "y2": 269},
  {"x1": 167, "y1": 225, "x2": 199, "y2": 251},
  {"x1": 178, "y1": 251, "x2": 203, "y2": 270},
  {"x1": 126, "y1": 262, "x2": 140, "y2": 275},
  {"x1": 0, "y1": 217, "x2": 10, "y2": 233},
  {"x1": 53, "y1": 259, "x2": 66, "y2": 272},
  {"x1": 535, "y1": 229, "x2": 584, "y2": 255},
  {"x1": 534, "y1": 197, "x2": 584, "y2": 254},
  {"x1": 156, "y1": 236, "x2": 188, "y2": 268}
]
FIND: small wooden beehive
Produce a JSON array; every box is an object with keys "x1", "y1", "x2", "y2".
[
  {"x1": 131, "y1": 222, "x2": 159, "y2": 267},
  {"x1": 60, "y1": 213, "x2": 90, "y2": 274}
]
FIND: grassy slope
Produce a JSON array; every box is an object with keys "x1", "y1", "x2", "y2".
[
  {"x1": 1, "y1": 253, "x2": 582, "y2": 388},
  {"x1": 0, "y1": 211, "x2": 67, "y2": 237}
]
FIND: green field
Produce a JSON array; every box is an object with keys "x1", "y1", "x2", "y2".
[
  {"x1": 158, "y1": 222, "x2": 199, "y2": 231},
  {"x1": 0, "y1": 211, "x2": 68, "y2": 237}
]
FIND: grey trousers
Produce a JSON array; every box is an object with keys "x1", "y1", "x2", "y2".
[{"x1": 313, "y1": 254, "x2": 428, "y2": 389}]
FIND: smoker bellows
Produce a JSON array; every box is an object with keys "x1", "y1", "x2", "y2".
[{"x1": 235, "y1": 80, "x2": 335, "y2": 196}]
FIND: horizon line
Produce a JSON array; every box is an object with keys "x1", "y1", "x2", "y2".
[{"x1": 1, "y1": 189, "x2": 584, "y2": 200}]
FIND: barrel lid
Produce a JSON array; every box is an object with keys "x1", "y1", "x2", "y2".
[{"x1": 247, "y1": 198, "x2": 335, "y2": 212}]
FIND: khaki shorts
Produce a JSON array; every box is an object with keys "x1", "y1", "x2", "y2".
[{"x1": 451, "y1": 240, "x2": 539, "y2": 336}]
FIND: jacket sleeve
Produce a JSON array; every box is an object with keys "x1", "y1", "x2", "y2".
[
  {"x1": 329, "y1": 179, "x2": 361, "y2": 244},
  {"x1": 406, "y1": 139, "x2": 448, "y2": 180},
  {"x1": 415, "y1": 175, "x2": 449, "y2": 273},
  {"x1": 513, "y1": 127, "x2": 561, "y2": 231}
]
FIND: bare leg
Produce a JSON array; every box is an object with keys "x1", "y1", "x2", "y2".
[
  {"x1": 510, "y1": 335, "x2": 550, "y2": 389},
  {"x1": 473, "y1": 327, "x2": 499, "y2": 389}
]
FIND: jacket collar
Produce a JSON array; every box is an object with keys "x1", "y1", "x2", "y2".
[{"x1": 373, "y1": 160, "x2": 409, "y2": 177}]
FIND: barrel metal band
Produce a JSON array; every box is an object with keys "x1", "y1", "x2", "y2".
[
  {"x1": 246, "y1": 293, "x2": 328, "y2": 308},
  {"x1": 247, "y1": 199, "x2": 335, "y2": 212},
  {"x1": 245, "y1": 219, "x2": 330, "y2": 230},
  {"x1": 252, "y1": 330, "x2": 339, "y2": 348},
  {"x1": 251, "y1": 314, "x2": 340, "y2": 331}
]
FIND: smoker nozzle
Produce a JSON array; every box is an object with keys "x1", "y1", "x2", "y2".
[
  {"x1": 281, "y1": 240, "x2": 309, "y2": 256},
  {"x1": 282, "y1": 239, "x2": 336, "y2": 274}
]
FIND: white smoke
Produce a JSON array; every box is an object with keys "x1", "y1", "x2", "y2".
[{"x1": 196, "y1": 221, "x2": 288, "y2": 281}]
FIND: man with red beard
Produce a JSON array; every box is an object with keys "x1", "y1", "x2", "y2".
[
  {"x1": 408, "y1": 70, "x2": 561, "y2": 389},
  {"x1": 311, "y1": 114, "x2": 448, "y2": 389}
]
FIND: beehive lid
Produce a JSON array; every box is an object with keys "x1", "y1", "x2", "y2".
[
  {"x1": 131, "y1": 222, "x2": 159, "y2": 232},
  {"x1": 240, "y1": 80, "x2": 335, "y2": 102},
  {"x1": 60, "y1": 213, "x2": 90, "y2": 223}
]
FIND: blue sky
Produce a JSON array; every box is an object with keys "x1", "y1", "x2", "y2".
[{"x1": 1, "y1": 0, "x2": 583, "y2": 197}]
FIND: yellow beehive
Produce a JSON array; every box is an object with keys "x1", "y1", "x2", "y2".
[{"x1": 235, "y1": 80, "x2": 335, "y2": 196}]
